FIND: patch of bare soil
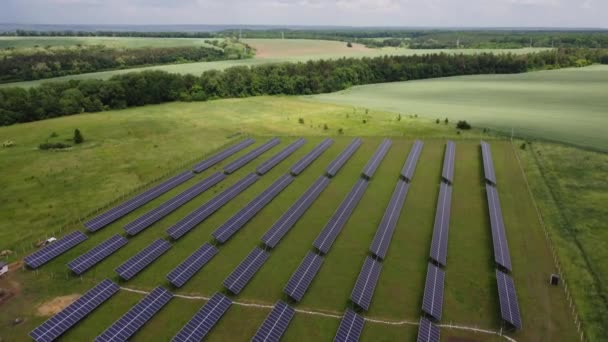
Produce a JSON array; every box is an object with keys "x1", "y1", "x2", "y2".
[{"x1": 36, "y1": 294, "x2": 81, "y2": 316}]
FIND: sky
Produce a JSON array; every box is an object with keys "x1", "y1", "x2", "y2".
[{"x1": 1, "y1": 0, "x2": 606, "y2": 28}]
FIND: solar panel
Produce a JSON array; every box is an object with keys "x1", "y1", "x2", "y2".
[
  {"x1": 429, "y1": 183, "x2": 452, "y2": 266},
  {"x1": 333, "y1": 309, "x2": 365, "y2": 342},
  {"x1": 172, "y1": 293, "x2": 232, "y2": 342},
  {"x1": 283, "y1": 251, "x2": 324, "y2": 302},
  {"x1": 115, "y1": 239, "x2": 172, "y2": 281},
  {"x1": 486, "y1": 184, "x2": 513, "y2": 272},
  {"x1": 441, "y1": 141, "x2": 456, "y2": 184},
  {"x1": 326, "y1": 138, "x2": 362, "y2": 178},
  {"x1": 401, "y1": 140, "x2": 424, "y2": 182},
  {"x1": 369, "y1": 180, "x2": 409, "y2": 260},
  {"x1": 212, "y1": 174, "x2": 294, "y2": 243},
  {"x1": 224, "y1": 138, "x2": 281, "y2": 174},
  {"x1": 290, "y1": 138, "x2": 333, "y2": 176},
  {"x1": 416, "y1": 317, "x2": 441, "y2": 342},
  {"x1": 313, "y1": 178, "x2": 368, "y2": 254},
  {"x1": 68, "y1": 235, "x2": 128, "y2": 275},
  {"x1": 481, "y1": 141, "x2": 497, "y2": 185},
  {"x1": 124, "y1": 172, "x2": 225, "y2": 236},
  {"x1": 252, "y1": 301, "x2": 295, "y2": 342},
  {"x1": 421, "y1": 263, "x2": 445, "y2": 321},
  {"x1": 361, "y1": 139, "x2": 392, "y2": 179},
  {"x1": 166, "y1": 243, "x2": 219, "y2": 288},
  {"x1": 85, "y1": 171, "x2": 194, "y2": 232},
  {"x1": 256, "y1": 138, "x2": 306, "y2": 175},
  {"x1": 24, "y1": 231, "x2": 88, "y2": 269},
  {"x1": 96, "y1": 287, "x2": 173, "y2": 342},
  {"x1": 350, "y1": 256, "x2": 382, "y2": 311},
  {"x1": 30, "y1": 279, "x2": 119, "y2": 342},
  {"x1": 223, "y1": 247, "x2": 270, "y2": 295},
  {"x1": 167, "y1": 173, "x2": 259, "y2": 240},
  {"x1": 262, "y1": 176, "x2": 330, "y2": 248},
  {"x1": 496, "y1": 269, "x2": 522, "y2": 330},
  {"x1": 192, "y1": 138, "x2": 255, "y2": 173}
]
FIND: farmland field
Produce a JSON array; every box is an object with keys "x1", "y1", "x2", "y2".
[{"x1": 0, "y1": 36, "x2": 219, "y2": 50}]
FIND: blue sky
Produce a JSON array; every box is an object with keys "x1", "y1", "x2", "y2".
[{"x1": 1, "y1": 0, "x2": 606, "y2": 28}]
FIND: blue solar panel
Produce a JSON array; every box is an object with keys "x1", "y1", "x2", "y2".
[
  {"x1": 85, "y1": 171, "x2": 194, "y2": 232},
  {"x1": 283, "y1": 251, "x2": 324, "y2": 302},
  {"x1": 96, "y1": 287, "x2": 173, "y2": 342},
  {"x1": 313, "y1": 178, "x2": 368, "y2": 254},
  {"x1": 256, "y1": 138, "x2": 306, "y2": 175},
  {"x1": 350, "y1": 256, "x2": 382, "y2": 311},
  {"x1": 166, "y1": 243, "x2": 219, "y2": 288},
  {"x1": 223, "y1": 247, "x2": 269, "y2": 295},
  {"x1": 167, "y1": 173, "x2": 259, "y2": 240},
  {"x1": 496, "y1": 269, "x2": 522, "y2": 330},
  {"x1": 172, "y1": 293, "x2": 232, "y2": 342},
  {"x1": 212, "y1": 174, "x2": 294, "y2": 243},
  {"x1": 24, "y1": 231, "x2": 88, "y2": 269},
  {"x1": 290, "y1": 138, "x2": 333, "y2": 176},
  {"x1": 486, "y1": 184, "x2": 513, "y2": 272},
  {"x1": 429, "y1": 183, "x2": 452, "y2": 267},
  {"x1": 115, "y1": 239, "x2": 171, "y2": 280},
  {"x1": 334, "y1": 309, "x2": 365, "y2": 342},
  {"x1": 30, "y1": 279, "x2": 119, "y2": 342},
  {"x1": 361, "y1": 139, "x2": 392, "y2": 179},
  {"x1": 192, "y1": 138, "x2": 255, "y2": 173},
  {"x1": 262, "y1": 175, "x2": 330, "y2": 248},
  {"x1": 421, "y1": 263, "x2": 445, "y2": 321},
  {"x1": 224, "y1": 138, "x2": 281, "y2": 174},
  {"x1": 441, "y1": 141, "x2": 456, "y2": 184},
  {"x1": 252, "y1": 301, "x2": 295, "y2": 342},
  {"x1": 326, "y1": 138, "x2": 362, "y2": 178},
  {"x1": 124, "y1": 172, "x2": 225, "y2": 236},
  {"x1": 417, "y1": 317, "x2": 440, "y2": 342},
  {"x1": 481, "y1": 141, "x2": 497, "y2": 185},
  {"x1": 369, "y1": 179, "x2": 409, "y2": 260},
  {"x1": 401, "y1": 140, "x2": 424, "y2": 182},
  {"x1": 68, "y1": 235, "x2": 128, "y2": 275}
]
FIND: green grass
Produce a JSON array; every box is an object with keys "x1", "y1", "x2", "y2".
[
  {"x1": 0, "y1": 36, "x2": 219, "y2": 50},
  {"x1": 309, "y1": 65, "x2": 608, "y2": 151}
]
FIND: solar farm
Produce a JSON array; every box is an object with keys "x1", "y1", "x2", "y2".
[{"x1": 20, "y1": 137, "x2": 577, "y2": 341}]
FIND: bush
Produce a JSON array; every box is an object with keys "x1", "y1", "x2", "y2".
[
  {"x1": 444, "y1": 118, "x2": 449, "y2": 125},
  {"x1": 298, "y1": 118, "x2": 304, "y2": 124},
  {"x1": 456, "y1": 120, "x2": 472, "y2": 130},
  {"x1": 436, "y1": 119, "x2": 440, "y2": 124},
  {"x1": 362, "y1": 119, "x2": 367, "y2": 124},
  {"x1": 73, "y1": 129, "x2": 84, "y2": 144},
  {"x1": 49, "y1": 132, "x2": 58, "y2": 138},
  {"x1": 397, "y1": 114, "x2": 401, "y2": 121},
  {"x1": 338, "y1": 128, "x2": 344, "y2": 134},
  {"x1": 520, "y1": 143, "x2": 527, "y2": 150},
  {"x1": 323, "y1": 124, "x2": 328, "y2": 130},
  {"x1": 39, "y1": 142, "x2": 71, "y2": 150},
  {"x1": 347, "y1": 42, "x2": 353, "y2": 48}
]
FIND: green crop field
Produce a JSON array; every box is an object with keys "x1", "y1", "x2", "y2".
[
  {"x1": 0, "y1": 36, "x2": 219, "y2": 50},
  {"x1": 309, "y1": 65, "x2": 608, "y2": 151}
]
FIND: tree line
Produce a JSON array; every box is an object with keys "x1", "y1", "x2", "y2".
[{"x1": 0, "y1": 48, "x2": 606, "y2": 126}]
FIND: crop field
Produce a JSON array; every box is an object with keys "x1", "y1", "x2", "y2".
[
  {"x1": 0, "y1": 36, "x2": 219, "y2": 50},
  {"x1": 1, "y1": 136, "x2": 577, "y2": 341},
  {"x1": 309, "y1": 65, "x2": 608, "y2": 151}
]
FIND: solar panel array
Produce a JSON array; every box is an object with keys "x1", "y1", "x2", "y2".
[
  {"x1": 30, "y1": 279, "x2": 119, "y2": 342},
  {"x1": 290, "y1": 138, "x2": 333, "y2": 176},
  {"x1": 124, "y1": 172, "x2": 226, "y2": 236},
  {"x1": 262, "y1": 175, "x2": 331, "y2": 248},
  {"x1": 334, "y1": 309, "x2": 365, "y2": 342},
  {"x1": 441, "y1": 141, "x2": 456, "y2": 184},
  {"x1": 416, "y1": 317, "x2": 441, "y2": 342},
  {"x1": 167, "y1": 173, "x2": 259, "y2": 240},
  {"x1": 172, "y1": 293, "x2": 232, "y2": 341},
  {"x1": 192, "y1": 138, "x2": 255, "y2": 173},
  {"x1": 369, "y1": 179, "x2": 409, "y2": 260},
  {"x1": 496, "y1": 269, "x2": 522, "y2": 330},
  {"x1": 252, "y1": 301, "x2": 295, "y2": 342},
  {"x1": 283, "y1": 251, "x2": 324, "y2": 302},
  {"x1": 223, "y1": 247, "x2": 270, "y2": 294},
  {"x1": 429, "y1": 182, "x2": 453, "y2": 266},
  {"x1": 313, "y1": 178, "x2": 369, "y2": 254},
  {"x1": 166, "y1": 243, "x2": 219, "y2": 288},
  {"x1": 68, "y1": 235, "x2": 128, "y2": 275},
  {"x1": 326, "y1": 138, "x2": 362, "y2": 177},
  {"x1": 401, "y1": 140, "x2": 424, "y2": 182},
  {"x1": 115, "y1": 239, "x2": 171, "y2": 280},
  {"x1": 256, "y1": 138, "x2": 306, "y2": 175},
  {"x1": 212, "y1": 174, "x2": 294, "y2": 243},
  {"x1": 350, "y1": 256, "x2": 383, "y2": 311},
  {"x1": 361, "y1": 139, "x2": 392, "y2": 179},
  {"x1": 486, "y1": 184, "x2": 513, "y2": 272},
  {"x1": 481, "y1": 141, "x2": 497, "y2": 185},
  {"x1": 25, "y1": 231, "x2": 88, "y2": 269},
  {"x1": 96, "y1": 287, "x2": 173, "y2": 342},
  {"x1": 421, "y1": 263, "x2": 445, "y2": 321},
  {"x1": 85, "y1": 171, "x2": 194, "y2": 232},
  {"x1": 224, "y1": 138, "x2": 281, "y2": 174}
]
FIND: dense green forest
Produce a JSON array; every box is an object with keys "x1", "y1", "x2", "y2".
[{"x1": 0, "y1": 48, "x2": 605, "y2": 126}]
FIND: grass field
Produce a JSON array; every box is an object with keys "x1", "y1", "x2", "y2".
[
  {"x1": 0, "y1": 136, "x2": 577, "y2": 341},
  {"x1": 309, "y1": 65, "x2": 608, "y2": 151},
  {"x1": 0, "y1": 36, "x2": 219, "y2": 50}
]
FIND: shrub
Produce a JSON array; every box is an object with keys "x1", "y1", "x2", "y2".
[
  {"x1": 520, "y1": 143, "x2": 527, "y2": 150},
  {"x1": 347, "y1": 42, "x2": 353, "y2": 48},
  {"x1": 323, "y1": 124, "x2": 328, "y2": 130},
  {"x1": 39, "y1": 142, "x2": 71, "y2": 150},
  {"x1": 444, "y1": 118, "x2": 449, "y2": 124},
  {"x1": 436, "y1": 119, "x2": 440, "y2": 124},
  {"x1": 49, "y1": 132, "x2": 58, "y2": 138},
  {"x1": 456, "y1": 120, "x2": 472, "y2": 130},
  {"x1": 298, "y1": 118, "x2": 304, "y2": 124},
  {"x1": 338, "y1": 128, "x2": 344, "y2": 134},
  {"x1": 73, "y1": 129, "x2": 84, "y2": 144},
  {"x1": 397, "y1": 114, "x2": 401, "y2": 121},
  {"x1": 362, "y1": 119, "x2": 367, "y2": 124}
]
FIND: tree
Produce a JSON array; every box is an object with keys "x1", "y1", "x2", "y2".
[
  {"x1": 444, "y1": 118, "x2": 449, "y2": 125},
  {"x1": 323, "y1": 124, "x2": 328, "y2": 130},
  {"x1": 347, "y1": 42, "x2": 353, "y2": 48},
  {"x1": 436, "y1": 119, "x2": 440, "y2": 124},
  {"x1": 338, "y1": 128, "x2": 344, "y2": 134},
  {"x1": 456, "y1": 120, "x2": 471, "y2": 129},
  {"x1": 397, "y1": 114, "x2": 401, "y2": 121},
  {"x1": 73, "y1": 129, "x2": 84, "y2": 144},
  {"x1": 298, "y1": 117, "x2": 304, "y2": 124}
]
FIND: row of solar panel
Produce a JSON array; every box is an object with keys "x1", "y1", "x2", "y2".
[{"x1": 192, "y1": 137, "x2": 255, "y2": 173}]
